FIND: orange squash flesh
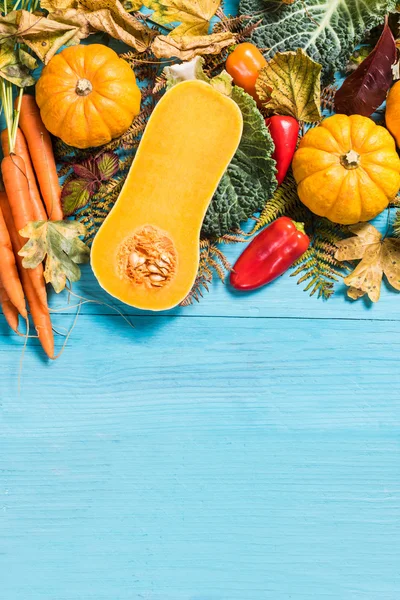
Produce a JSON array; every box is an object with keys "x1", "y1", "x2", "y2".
[{"x1": 91, "y1": 80, "x2": 243, "y2": 311}]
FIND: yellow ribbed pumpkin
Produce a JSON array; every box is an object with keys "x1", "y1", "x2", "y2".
[
  {"x1": 36, "y1": 44, "x2": 141, "y2": 149},
  {"x1": 292, "y1": 114, "x2": 400, "y2": 224}
]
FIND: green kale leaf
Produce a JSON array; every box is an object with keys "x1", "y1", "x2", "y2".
[
  {"x1": 238, "y1": 0, "x2": 397, "y2": 81},
  {"x1": 203, "y1": 86, "x2": 277, "y2": 238}
]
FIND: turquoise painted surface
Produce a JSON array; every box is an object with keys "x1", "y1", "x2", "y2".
[{"x1": 1, "y1": 3, "x2": 400, "y2": 598}]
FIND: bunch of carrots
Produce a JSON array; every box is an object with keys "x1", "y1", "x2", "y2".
[{"x1": 0, "y1": 93, "x2": 63, "y2": 360}]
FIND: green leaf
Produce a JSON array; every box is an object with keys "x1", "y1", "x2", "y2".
[
  {"x1": 256, "y1": 49, "x2": 322, "y2": 123},
  {"x1": 18, "y1": 220, "x2": 90, "y2": 294},
  {"x1": 202, "y1": 87, "x2": 277, "y2": 238},
  {"x1": 239, "y1": 0, "x2": 397, "y2": 80},
  {"x1": 61, "y1": 179, "x2": 91, "y2": 216},
  {"x1": 96, "y1": 151, "x2": 120, "y2": 180}
]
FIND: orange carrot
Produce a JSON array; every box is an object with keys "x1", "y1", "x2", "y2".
[
  {"x1": 1, "y1": 154, "x2": 48, "y2": 309},
  {"x1": 0, "y1": 193, "x2": 54, "y2": 359},
  {"x1": 0, "y1": 278, "x2": 19, "y2": 332},
  {"x1": 17, "y1": 95, "x2": 63, "y2": 221},
  {"x1": 1, "y1": 128, "x2": 47, "y2": 222},
  {"x1": 0, "y1": 198, "x2": 27, "y2": 318}
]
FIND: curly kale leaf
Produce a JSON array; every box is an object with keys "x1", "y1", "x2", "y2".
[
  {"x1": 238, "y1": 0, "x2": 397, "y2": 81},
  {"x1": 203, "y1": 87, "x2": 277, "y2": 238}
]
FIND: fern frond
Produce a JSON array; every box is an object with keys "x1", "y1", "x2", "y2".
[
  {"x1": 320, "y1": 84, "x2": 337, "y2": 113},
  {"x1": 389, "y1": 196, "x2": 400, "y2": 209},
  {"x1": 58, "y1": 163, "x2": 73, "y2": 178},
  {"x1": 153, "y1": 74, "x2": 167, "y2": 93},
  {"x1": 203, "y1": 50, "x2": 230, "y2": 77},
  {"x1": 215, "y1": 232, "x2": 249, "y2": 244},
  {"x1": 209, "y1": 245, "x2": 232, "y2": 271},
  {"x1": 181, "y1": 239, "x2": 231, "y2": 305},
  {"x1": 393, "y1": 208, "x2": 400, "y2": 237},
  {"x1": 208, "y1": 256, "x2": 228, "y2": 280},
  {"x1": 120, "y1": 49, "x2": 162, "y2": 83},
  {"x1": 251, "y1": 172, "x2": 306, "y2": 234},
  {"x1": 291, "y1": 218, "x2": 349, "y2": 298}
]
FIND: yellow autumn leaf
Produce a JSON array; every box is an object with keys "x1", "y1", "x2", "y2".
[
  {"x1": 256, "y1": 48, "x2": 322, "y2": 123},
  {"x1": 42, "y1": 0, "x2": 143, "y2": 11},
  {"x1": 143, "y1": 0, "x2": 220, "y2": 37},
  {"x1": 335, "y1": 223, "x2": 400, "y2": 303},
  {"x1": 19, "y1": 220, "x2": 90, "y2": 294}
]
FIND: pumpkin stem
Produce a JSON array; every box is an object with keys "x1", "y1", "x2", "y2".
[
  {"x1": 76, "y1": 78, "x2": 93, "y2": 96},
  {"x1": 340, "y1": 149, "x2": 360, "y2": 170}
]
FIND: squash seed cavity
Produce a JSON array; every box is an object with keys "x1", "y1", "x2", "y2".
[{"x1": 117, "y1": 225, "x2": 177, "y2": 289}]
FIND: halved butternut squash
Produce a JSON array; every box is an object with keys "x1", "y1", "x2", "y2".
[{"x1": 91, "y1": 80, "x2": 243, "y2": 311}]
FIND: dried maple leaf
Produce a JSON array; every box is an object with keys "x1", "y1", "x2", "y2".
[
  {"x1": 152, "y1": 30, "x2": 235, "y2": 60},
  {"x1": 143, "y1": 0, "x2": 220, "y2": 37},
  {"x1": 256, "y1": 48, "x2": 322, "y2": 123},
  {"x1": 19, "y1": 220, "x2": 90, "y2": 294},
  {"x1": 335, "y1": 223, "x2": 400, "y2": 302}
]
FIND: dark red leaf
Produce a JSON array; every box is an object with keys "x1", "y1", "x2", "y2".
[
  {"x1": 335, "y1": 18, "x2": 397, "y2": 117},
  {"x1": 72, "y1": 161, "x2": 99, "y2": 181}
]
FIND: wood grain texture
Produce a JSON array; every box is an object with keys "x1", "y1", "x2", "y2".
[{"x1": 1, "y1": 317, "x2": 400, "y2": 599}]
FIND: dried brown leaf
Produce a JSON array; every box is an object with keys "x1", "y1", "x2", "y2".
[
  {"x1": 40, "y1": 0, "x2": 77, "y2": 8},
  {"x1": 46, "y1": 0, "x2": 155, "y2": 53},
  {"x1": 152, "y1": 30, "x2": 235, "y2": 60},
  {"x1": 335, "y1": 223, "x2": 400, "y2": 302},
  {"x1": 15, "y1": 10, "x2": 86, "y2": 63}
]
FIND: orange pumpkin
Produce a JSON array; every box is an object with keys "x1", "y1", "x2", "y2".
[
  {"x1": 36, "y1": 44, "x2": 141, "y2": 149},
  {"x1": 386, "y1": 81, "x2": 400, "y2": 147},
  {"x1": 292, "y1": 114, "x2": 400, "y2": 224}
]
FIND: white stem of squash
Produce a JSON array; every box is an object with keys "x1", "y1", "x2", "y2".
[{"x1": 164, "y1": 57, "x2": 233, "y2": 96}]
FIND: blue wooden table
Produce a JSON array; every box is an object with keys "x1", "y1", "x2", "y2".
[
  {"x1": 1, "y1": 4, "x2": 400, "y2": 597},
  {"x1": 2, "y1": 222, "x2": 400, "y2": 599}
]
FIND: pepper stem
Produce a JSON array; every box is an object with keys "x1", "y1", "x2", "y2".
[{"x1": 292, "y1": 221, "x2": 306, "y2": 235}]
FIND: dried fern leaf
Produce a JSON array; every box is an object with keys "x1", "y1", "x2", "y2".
[
  {"x1": 290, "y1": 218, "x2": 349, "y2": 299},
  {"x1": 181, "y1": 239, "x2": 231, "y2": 305},
  {"x1": 250, "y1": 172, "x2": 305, "y2": 234}
]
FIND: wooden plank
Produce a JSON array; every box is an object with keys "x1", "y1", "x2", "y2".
[{"x1": 1, "y1": 315, "x2": 399, "y2": 598}]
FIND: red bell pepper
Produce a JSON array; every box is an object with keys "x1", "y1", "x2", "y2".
[
  {"x1": 265, "y1": 116, "x2": 299, "y2": 186},
  {"x1": 230, "y1": 217, "x2": 310, "y2": 291}
]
